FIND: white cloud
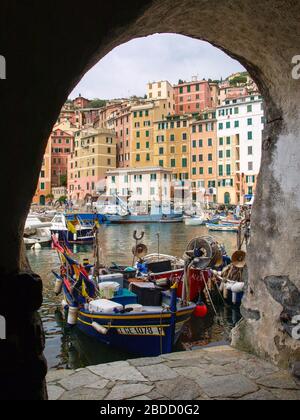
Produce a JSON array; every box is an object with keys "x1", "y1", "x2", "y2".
[{"x1": 70, "y1": 33, "x2": 245, "y2": 100}]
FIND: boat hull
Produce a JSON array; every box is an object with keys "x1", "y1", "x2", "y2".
[
  {"x1": 106, "y1": 214, "x2": 183, "y2": 224},
  {"x1": 76, "y1": 306, "x2": 195, "y2": 357},
  {"x1": 50, "y1": 229, "x2": 94, "y2": 244}
]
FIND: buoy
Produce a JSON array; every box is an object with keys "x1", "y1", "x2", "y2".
[
  {"x1": 54, "y1": 278, "x2": 63, "y2": 295},
  {"x1": 61, "y1": 300, "x2": 68, "y2": 310},
  {"x1": 67, "y1": 306, "x2": 78, "y2": 326},
  {"x1": 194, "y1": 298, "x2": 208, "y2": 318},
  {"x1": 92, "y1": 322, "x2": 108, "y2": 335}
]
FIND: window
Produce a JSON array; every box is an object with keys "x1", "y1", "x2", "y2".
[
  {"x1": 226, "y1": 150, "x2": 231, "y2": 158},
  {"x1": 159, "y1": 147, "x2": 164, "y2": 155},
  {"x1": 208, "y1": 167, "x2": 213, "y2": 175},
  {"x1": 199, "y1": 167, "x2": 204, "y2": 175},
  {"x1": 199, "y1": 139, "x2": 203, "y2": 147},
  {"x1": 218, "y1": 123, "x2": 223, "y2": 130},
  {"x1": 234, "y1": 120, "x2": 239, "y2": 128},
  {"x1": 192, "y1": 168, "x2": 197, "y2": 175},
  {"x1": 226, "y1": 164, "x2": 231, "y2": 176},
  {"x1": 208, "y1": 154, "x2": 213, "y2": 161},
  {"x1": 136, "y1": 154, "x2": 140, "y2": 162},
  {"x1": 219, "y1": 150, "x2": 223, "y2": 159},
  {"x1": 199, "y1": 154, "x2": 203, "y2": 162},
  {"x1": 226, "y1": 122, "x2": 231, "y2": 129},
  {"x1": 182, "y1": 133, "x2": 187, "y2": 140},
  {"x1": 247, "y1": 118, "x2": 253, "y2": 126},
  {"x1": 136, "y1": 131, "x2": 140, "y2": 138},
  {"x1": 192, "y1": 155, "x2": 197, "y2": 163},
  {"x1": 146, "y1": 131, "x2": 150, "y2": 137},
  {"x1": 170, "y1": 134, "x2": 175, "y2": 141},
  {"x1": 192, "y1": 126, "x2": 196, "y2": 133},
  {"x1": 150, "y1": 174, "x2": 157, "y2": 181},
  {"x1": 40, "y1": 182, "x2": 45, "y2": 190},
  {"x1": 248, "y1": 162, "x2": 253, "y2": 171},
  {"x1": 248, "y1": 146, "x2": 253, "y2": 155},
  {"x1": 182, "y1": 146, "x2": 187, "y2": 153},
  {"x1": 234, "y1": 107, "x2": 239, "y2": 114},
  {"x1": 219, "y1": 137, "x2": 224, "y2": 146},
  {"x1": 159, "y1": 160, "x2": 164, "y2": 167},
  {"x1": 247, "y1": 104, "x2": 253, "y2": 113},
  {"x1": 182, "y1": 158, "x2": 187, "y2": 168},
  {"x1": 136, "y1": 143, "x2": 140, "y2": 150},
  {"x1": 146, "y1": 153, "x2": 150, "y2": 161},
  {"x1": 146, "y1": 141, "x2": 150, "y2": 149},
  {"x1": 171, "y1": 159, "x2": 176, "y2": 167},
  {"x1": 208, "y1": 138, "x2": 212, "y2": 147},
  {"x1": 41, "y1": 170, "x2": 45, "y2": 178},
  {"x1": 219, "y1": 165, "x2": 223, "y2": 176},
  {"x1": 170, "y1": 146, "x2": 175, "y2": 153},
  {"x1": 192, "y1": 140, "x2": 197, "y2": 148},
  {"x1": 248, "y1": 131, "x2": 253, "y2": 140},
  {"x1": 226, "y1": 137, "x2": 231, "y2": 145}
]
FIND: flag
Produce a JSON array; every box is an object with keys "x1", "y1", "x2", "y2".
[{"x1": 67, "y1": 222, "x2": 77, "y2": 235}]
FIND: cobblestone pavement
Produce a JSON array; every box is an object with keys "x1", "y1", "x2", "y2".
[{"x1": 47, "y1": 346, "x2": 300, "y2": 400}]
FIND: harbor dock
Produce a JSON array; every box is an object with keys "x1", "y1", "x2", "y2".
[{"x1": 47, "y1": 345, "x2": 300, "y2": 400}]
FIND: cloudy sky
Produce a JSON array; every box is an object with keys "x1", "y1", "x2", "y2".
[{"x1": 70, "y1": 34, "x2": 245, "y2": 100}]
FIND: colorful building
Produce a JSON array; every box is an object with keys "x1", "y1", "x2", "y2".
[
  {"x1": 217, "y1": 94, "x2": 264, "y2": 204},
  {"x1": 153, "y1": 114, "x2": 191, "y2": 182},
  {"x1": 174, "y1": 78, "x2": 213, "y2": 114},
  {"x1": 190, "y1": 109, "x2": 217, "y2": 203},
  {"x1": 147, "y1": 81, "x2": 175, "y2": 115},
  {"x1": 32, "y1": 141, "x2": 52, "y2": 205},
  {"x1": 68, "y1": 128, "x2": 116, "y2": 202},
  {"x1": 50, "y1": 126, "x2": 74, "y2": 188},
  {"x1": 131, "y1": 100, "x2": 168, "y2": 168}
]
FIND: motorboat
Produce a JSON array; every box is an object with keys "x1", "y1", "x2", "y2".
[
  {"x1": 24, "y1": 216, "x2": 52, "y2": 249},
  {"x1": 50, "y1": 213, "x2": 95, "y2": 245}
]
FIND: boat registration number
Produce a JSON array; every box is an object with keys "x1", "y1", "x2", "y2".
[{"x1": 117, "y1": 327, "x2": 165, "y2": 336}]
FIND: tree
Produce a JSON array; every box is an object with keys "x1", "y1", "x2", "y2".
[
  {"x1": 60, "y1": 174, "x2": 67, "y2": 187},
  {"x1": 89, "y1": 98, "x2": 107, "y2": 108},
  {"x1": 57, "y1": 196, "x2": 67, "y2": 206}
]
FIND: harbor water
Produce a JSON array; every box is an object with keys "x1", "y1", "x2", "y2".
[{"x1": 27, "y1": 223, "x2": 242, "y2": 370}]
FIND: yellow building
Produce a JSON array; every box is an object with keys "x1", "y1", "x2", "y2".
[
  {"x1": 217, "y1": 133, "x2": 240, "y2": 205},
  {"x1": 131, "y1": 100, "x2": 169, "y2": 168},
  {"x1": 153, "y1": 115, "x2": 191, "y2": 181},
  {"x1": 68, "y1": 128, "x2": 116, "y2": 202}
]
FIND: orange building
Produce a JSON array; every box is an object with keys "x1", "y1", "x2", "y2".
[{"x1": 32, "y1": 140, "x2": 52, "y2": 205}]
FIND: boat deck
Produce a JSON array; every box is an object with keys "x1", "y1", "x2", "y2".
[{"x1": 47, "y1": 345, "x2": 300, "y2": 400}]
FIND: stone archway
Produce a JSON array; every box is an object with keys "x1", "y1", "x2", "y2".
[{"x1": 1, "y1": 0, "x2": 300, "y2": 400}]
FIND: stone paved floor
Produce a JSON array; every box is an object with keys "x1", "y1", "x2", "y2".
[{"x1": 46, "y1": 346, "x2": 300, "y2": 400}]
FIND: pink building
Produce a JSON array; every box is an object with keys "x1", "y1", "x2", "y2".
[
  {"x1": 109, "y1": 103, "x2": 132, "y2": 168},
  {"x1": 51, "y1": 128, "x2": 74, "y2": 188},
  {"x1": 73, "y1": 94, "x2": 90, "y2": 109},
  {"x1": 174, "y1": 79, "x2": 213, "y2": 114}
]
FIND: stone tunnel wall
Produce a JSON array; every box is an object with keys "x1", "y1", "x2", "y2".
[{"x1": 0, "y1": 0, "x2": 300, "y2": 399}]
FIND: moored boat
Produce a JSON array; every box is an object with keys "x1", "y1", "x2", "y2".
[
  {"x1": 50, "y1": 213, "x2": 95, "y2": 244},
  {"x1": 206, "y1": 223, "x2": 239, "y2": 232}
]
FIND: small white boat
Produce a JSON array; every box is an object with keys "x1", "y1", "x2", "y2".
[
  {"x1": 184, "y1": 216, "x2": 204, "y2": 226},
  {"x1": 206, "y1": 223, "x2": 239, "y2": 233},
  {"x1": 24, "y1": 216, "x2": 52, "y2": 248}
]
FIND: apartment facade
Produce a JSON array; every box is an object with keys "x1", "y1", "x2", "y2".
[
  {"x1": 51, "y1": 127, "x2": 74, "y2": 188},
  {"x1": 106, "y1": 167, "x2": 172, "y2": 205},
  {"x1": 147, "y1": 81, "x2": 175, "y2": 115},
  {"x1": 32, "y1": 140, "x2": 52, "y2": 205},
  {"x1": 217, "y1": 94, "x2": 264, "y2": 204},
  {"x1": 131, "y1": 100, "x2": 168, "y2": 168},
  {"x1": 153, "y1": 114, "x2": 191, "y2": 182},
  {"x1": 68, "y1": 128, "x2": 116, "y2": 201},
  {"x1": 190, "y1": 109, "x2": 217, "y2": 203},
  {"x1": 174, "y1": 79, "x2": 213, "y2": 114}
]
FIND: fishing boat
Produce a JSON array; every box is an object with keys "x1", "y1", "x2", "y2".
[
  {"x1": 206, "y1": 223, "x2": 239, "y2": 233},
  {"x1": 51, "y1": 237, "x2": 197, "y2": 357},
  {"x1": 50, "y1": 213, "x2": 95, "y2": 244}
]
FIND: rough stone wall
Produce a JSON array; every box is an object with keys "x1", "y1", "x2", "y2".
[{"x1": 0, "y1": 0, "x2": 299, "y2": 399}]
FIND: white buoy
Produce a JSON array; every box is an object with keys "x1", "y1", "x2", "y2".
[
  {"x1": 61, "y1": 300, "x2": 68, "y2": 310},
  {"x1": 67, "y1": 306, "x2": 79, "y2": 325},
  {"x1": 92, "y1": 322, "x2": 108, "y2": 335},
  {"x1": 54, "y1": 278, "x2": 63, "y2": 295},
  {"x1": 34, "y1": 242, "x2": 42, "y2": 250}
]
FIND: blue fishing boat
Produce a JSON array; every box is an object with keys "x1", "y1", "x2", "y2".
[
  {"x1": 50, "y1": 213, "x2": 95, "y2": 244},
  {"x1": 52, "y1": 237, "x2": 197, "y2": 357}
]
